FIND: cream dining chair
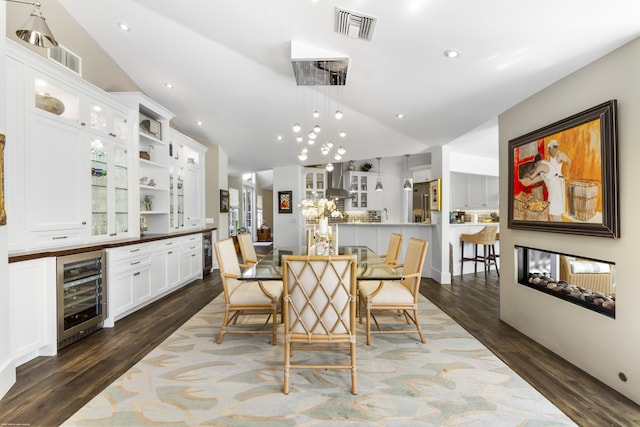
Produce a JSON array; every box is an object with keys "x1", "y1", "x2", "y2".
[
  {"x1": 358, "y1": 238, "x2": 428, "y2": 346},
  {"x1": 282, "y1": 254, "x2": 358, "y2": 394},
  {"x1": 379, "y1": 233, "x2": 403, "y2": 268},
  {"x1": 237, "y1": 232, "x2": 265, "y2": 269},
  {"x1": 214, "y1": 238, "x2": 283, "y2": 345}
]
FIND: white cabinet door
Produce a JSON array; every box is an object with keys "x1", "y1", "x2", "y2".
[
  {"x1": 468, "y1": 175, "x2": 485, "y2": 208},
  {"x1": 110, "y1": 269, "x2": 135, "y2": 317},
  {"x1": 180, "y1": 234, "x2": 202, "y2": 283},
  {"x1": 26, "y1": 113, "x2": 89, "y2": 246},
  {"x1": 151, "y1": 239, "x2": 182, "y2": 294},
  {"x1": 132, "y1": 267, "x2": 153, "y2": 305},
  {"x1": 9, "y1": 258, "x2": 57, "y2": 362},
  {"x1": 183, "y1": 165, "x2": 202, "y2": 228},
  {"x1": 485, "y1": 176, "x2": 499, "y2": 209},
  {"x1": 450, "y1": 172, "x2": 468, "y2": 209}
]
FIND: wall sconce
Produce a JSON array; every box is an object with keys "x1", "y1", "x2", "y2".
[{"x1": 5, "y1": 0, "x2": 58, "y2": 48}]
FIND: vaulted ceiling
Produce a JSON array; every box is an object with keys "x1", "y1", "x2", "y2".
[{"x1": 55, "y1": 0, "x2": 640, "y2": 174}]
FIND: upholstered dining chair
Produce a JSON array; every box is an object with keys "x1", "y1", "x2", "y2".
[
  {"x1": 282, "y1": 255, "x2": 358, "y2": 395},
  {"x1": 214, "y1": 238, "x2": 283, "y2": 345},
  {"x1": 237, "y1": 232, "x2": 265, "y2": 269},
  {"x1": 358, "y1": 238, "x2": 428, "y2": 346},
  {"x1": 379, "y1": 233, "x2": 403, "y2": 268}
]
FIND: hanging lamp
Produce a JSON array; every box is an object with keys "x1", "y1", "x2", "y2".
[
  {"x1": 5, "y1": 0, "x2": 59, "y2": 48},
  {"x1": 403, "y1": 154, "x2": 412, "y2": 191},
  {"x1": 375, "y1": 157, "x2": 384, "y2": 192}
]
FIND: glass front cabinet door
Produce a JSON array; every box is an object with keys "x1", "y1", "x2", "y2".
[{"x1": 90, "y1": 137, "x2": 131, "y2": 238}]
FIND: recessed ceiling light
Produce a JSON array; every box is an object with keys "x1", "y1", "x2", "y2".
[
  {"x1": 396, "y1": 113, "x2": 405, "y2": 119},
  {"x1": 118, "y1": 22, "x2": 130, "y2": 32},
  {"x1": 277, "y1": 135, "x2": 283, "y2": 141},
  {"x1": 164, "y1": 83, "x2": 173, "y2": 89},
  {"x1": 196, "y1": 121, "x2": 203, "y2": 126},
  {"x1": 443, "y1": 49, "x2": 460, "y2": 58}
]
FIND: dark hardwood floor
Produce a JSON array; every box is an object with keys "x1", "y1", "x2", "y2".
[{"x1": 1, "y1": 255, "x2": 638, "y2": 426}]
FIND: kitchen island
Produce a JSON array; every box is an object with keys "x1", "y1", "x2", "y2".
[{"x1": 337, "y1": 222, "x2": 435, "y2": 278}]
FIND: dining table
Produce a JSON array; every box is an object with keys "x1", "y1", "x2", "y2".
[{"x1": 240, "y1": 245, "x2": 401, "y2": 281}]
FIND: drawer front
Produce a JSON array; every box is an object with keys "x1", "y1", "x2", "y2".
[
  {"x1": 30, "y1": 228, "x2": 85, "y2": 248},
  {"x1": 107, "y1": 243, "x2": 151, "y2": 262}
]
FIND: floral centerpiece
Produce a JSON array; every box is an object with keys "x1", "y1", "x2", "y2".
[
  {"x1": 299, "y1": 198, "x2": 341, "y2": 255},
  {"x1": 299, "y1": 198, "x2": 342, "y2": 220}
]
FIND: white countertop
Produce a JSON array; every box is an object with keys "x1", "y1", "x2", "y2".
[
  {"x1": 339, "y1": 222, "x2": 435, "y2": 226},
  {"x1": 449, "y1": 222, "x2": 499, "y2": 226}
]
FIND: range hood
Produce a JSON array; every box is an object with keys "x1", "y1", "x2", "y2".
[{"x1": 326, "y1": 163, "x2": 351, "y2": 199}]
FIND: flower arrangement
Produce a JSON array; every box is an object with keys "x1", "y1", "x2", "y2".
[{"x1": 299, "y1": 198, "x2": 342, "y2": 219}]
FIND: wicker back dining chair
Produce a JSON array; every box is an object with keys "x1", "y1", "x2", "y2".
[
  {"x1": 214, "y1": 238, "x2": 283, "y2": 345},
  {"x1": 282, "y1": 255, "x2": 358, "y2": 394},
  {"x1": 380, "y1": 233, "x2": 403, "y2": 268},
  {"x1": 358, "y1": 237, "x2": 428, "y2": 346},
  {"x1": 237, "y1": 232, "x2": 265, "y2": 269}
]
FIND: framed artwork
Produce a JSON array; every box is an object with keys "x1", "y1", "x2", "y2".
[
  {"x1": 219, "y1": 189, "x2": 229, "y2": 213},
  {"x1": 278, "y1": 191, "x2": 293, "y2": 214},
  {"x1": 428, "y1": 178, "x2": 441, "y2": 211},
  {"x1": 0, "y1": 133, "x2": 5, "y2": 225},
  {"x1": 508, "y1": 100, "x2": 619, "y2": 238}
]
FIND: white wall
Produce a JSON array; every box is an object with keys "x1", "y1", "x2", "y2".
[
  {"x1": 1, "y1": 3, "x2": 17, "y2": 399},
  {"x1": 272, "y1": 165, "x2": 301, "y2": 247},
  {"x1": 499, "y1": 36, "x2": 640, "y2": 404}
]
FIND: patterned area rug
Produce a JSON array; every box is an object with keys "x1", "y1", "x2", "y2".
[{"x1": 63, "y1": 295, "x2": 576, "y2": 426}]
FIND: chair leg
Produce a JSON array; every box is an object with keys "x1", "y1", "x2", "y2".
[
  {"x1": 413, "y1": 308, "x2": 426, "y2": 343},
  {"x1": 365, "y1": 301, "x2": 372, "y2": 346},
  {"x1": 460, "y1": 240, "x2": 464, "y2": 276},
  {"x1": 350, "y1": 341, "x2": 358, "y2": 395},
  {"x1": 283, "y1": 341, "x2": 290, "y2": 394},
  {"x1": 483, "y1": 244, "x2": 489, "y2": 277},
  {"x1": 474, "y1": 243, "x2": 478, "y2": 274},
  {"x1": 271, "y1": 301, "x2": 278, "y2": 346},
  {"x1": 217, "y1": 308, "x2": 231, "y2": 344}
]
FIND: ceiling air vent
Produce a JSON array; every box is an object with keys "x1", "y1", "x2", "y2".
[
  {"x1": 47, "y1": 44, "x2": 82, "y2": 76},
  {"x1": 335, "y1": 7, "x2": 377, "y2": 41}
]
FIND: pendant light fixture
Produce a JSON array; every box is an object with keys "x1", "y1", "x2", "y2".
[
  {"x1": 403, "y1": 154, "x2": 412, "y2": 191},
  {"x1": 375, "y1": 157, "x2": 384, "y2": 192},
  {"x1": 5, "y1": 0, "x2": 59, "y2": 48}
]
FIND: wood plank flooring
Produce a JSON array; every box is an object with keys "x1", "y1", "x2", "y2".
[{"x1": 0, "y1": 259, "x2": 638, "y2": 426}]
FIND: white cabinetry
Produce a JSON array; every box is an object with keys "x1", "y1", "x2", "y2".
[
  {"x1": 9, "y1": 258, "x2": 57, "y2": 365},
  {"x1": 106, "y1": 243, "x2": 152, "y2": 323},
  {"x1": 6, "y1": 46, "x2": 136, "y2": 251},
  {"x1": 25, "y1": 113, "x2": 89, "y2": 247},
  {"x1": 105, "y1": 233, "x2": 204, "y2": 327},
  {"x1": 303, "y1": 168, "x2": 326, "y2": 200},
  {"x1": 168, "y1": 129, "x2": 207, "y2": 231},
  {"x1": 114, "y1": 92, "x2": 175, "y2": 235},
  {"x1": 344, "y1": 172, "x2": 382, "y2": 209},
  {"x1": 450, "y1": 172, "x2": 499, "y2": 209},
  {"x1": 151, "y1": 238, "x2": 182, "y2": 295},
  {"x1": 180, "y1": 234, "x2": 203, "y2": 283}
]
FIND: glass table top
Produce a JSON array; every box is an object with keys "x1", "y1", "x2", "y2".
[{"x1": 240, "y1": 246, "x2": 401, "y2": 281}]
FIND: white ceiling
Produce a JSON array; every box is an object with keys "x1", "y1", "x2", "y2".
[{"x1": 57, "y1": 0, "x2": 640, "y2": 175}]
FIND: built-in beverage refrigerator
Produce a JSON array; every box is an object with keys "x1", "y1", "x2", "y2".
[{"x1": 56, "y1": 250, "x2": 106, "y2": 349}]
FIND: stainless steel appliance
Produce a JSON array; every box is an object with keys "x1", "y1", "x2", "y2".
[
  {"x1": 56, "y1": 250, "x2": 105, "y2": 349},
  {"x1": 202, "y1": 231, "x2": 213, "y2": 275},
  {"x1": 412, "y1": 182, "x2": 430, "y2": 223}
]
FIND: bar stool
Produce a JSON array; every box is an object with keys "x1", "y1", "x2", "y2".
[{"x1": 460, "y1": 226, "x2": 499, "y2": 277}]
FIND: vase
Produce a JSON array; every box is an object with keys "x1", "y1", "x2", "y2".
[{"x1": 318, "y1": 217, "x2": 329, "y2": 234}]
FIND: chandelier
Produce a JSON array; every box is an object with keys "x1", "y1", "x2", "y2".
[{"x1": 291, "y1": 61, "x2": 348, "y2": 171}]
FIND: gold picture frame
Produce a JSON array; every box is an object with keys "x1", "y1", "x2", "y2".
[
  {"x1": 428, "y1": 178, "x2": 441, "y2": 211},
  {"x1": 0, "y1": 133, "x2": 6, "y2": 225}
]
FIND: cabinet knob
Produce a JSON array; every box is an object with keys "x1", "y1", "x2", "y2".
[
  {"x1": 81, "y1": 122, "x2": 86, "y2": 126},
  {"x1": 81, "y1": 221, "x2": 86, "y2": 225}
]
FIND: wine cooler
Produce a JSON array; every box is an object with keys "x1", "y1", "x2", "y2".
[{"x1": 56, "y1": 250, "x2": 106, "y2": 349}]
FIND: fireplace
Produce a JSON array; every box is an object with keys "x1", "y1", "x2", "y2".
[{"x1": 516, "y1": 246, "x2": 615, "y2": 318}]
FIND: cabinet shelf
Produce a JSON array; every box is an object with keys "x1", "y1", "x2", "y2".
[
  {"x1": 140, "y1": 184, "x2": 167, "y2": 191},
  {"x1": 139, "y1": 132, "x2": 166, "y2": 146},
  {"x1": 140, "y1": 211, "x2": 168, "y2": 215},
  {"x1": 139, "y1": 158, "x2": 165, "y2": 168}
]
